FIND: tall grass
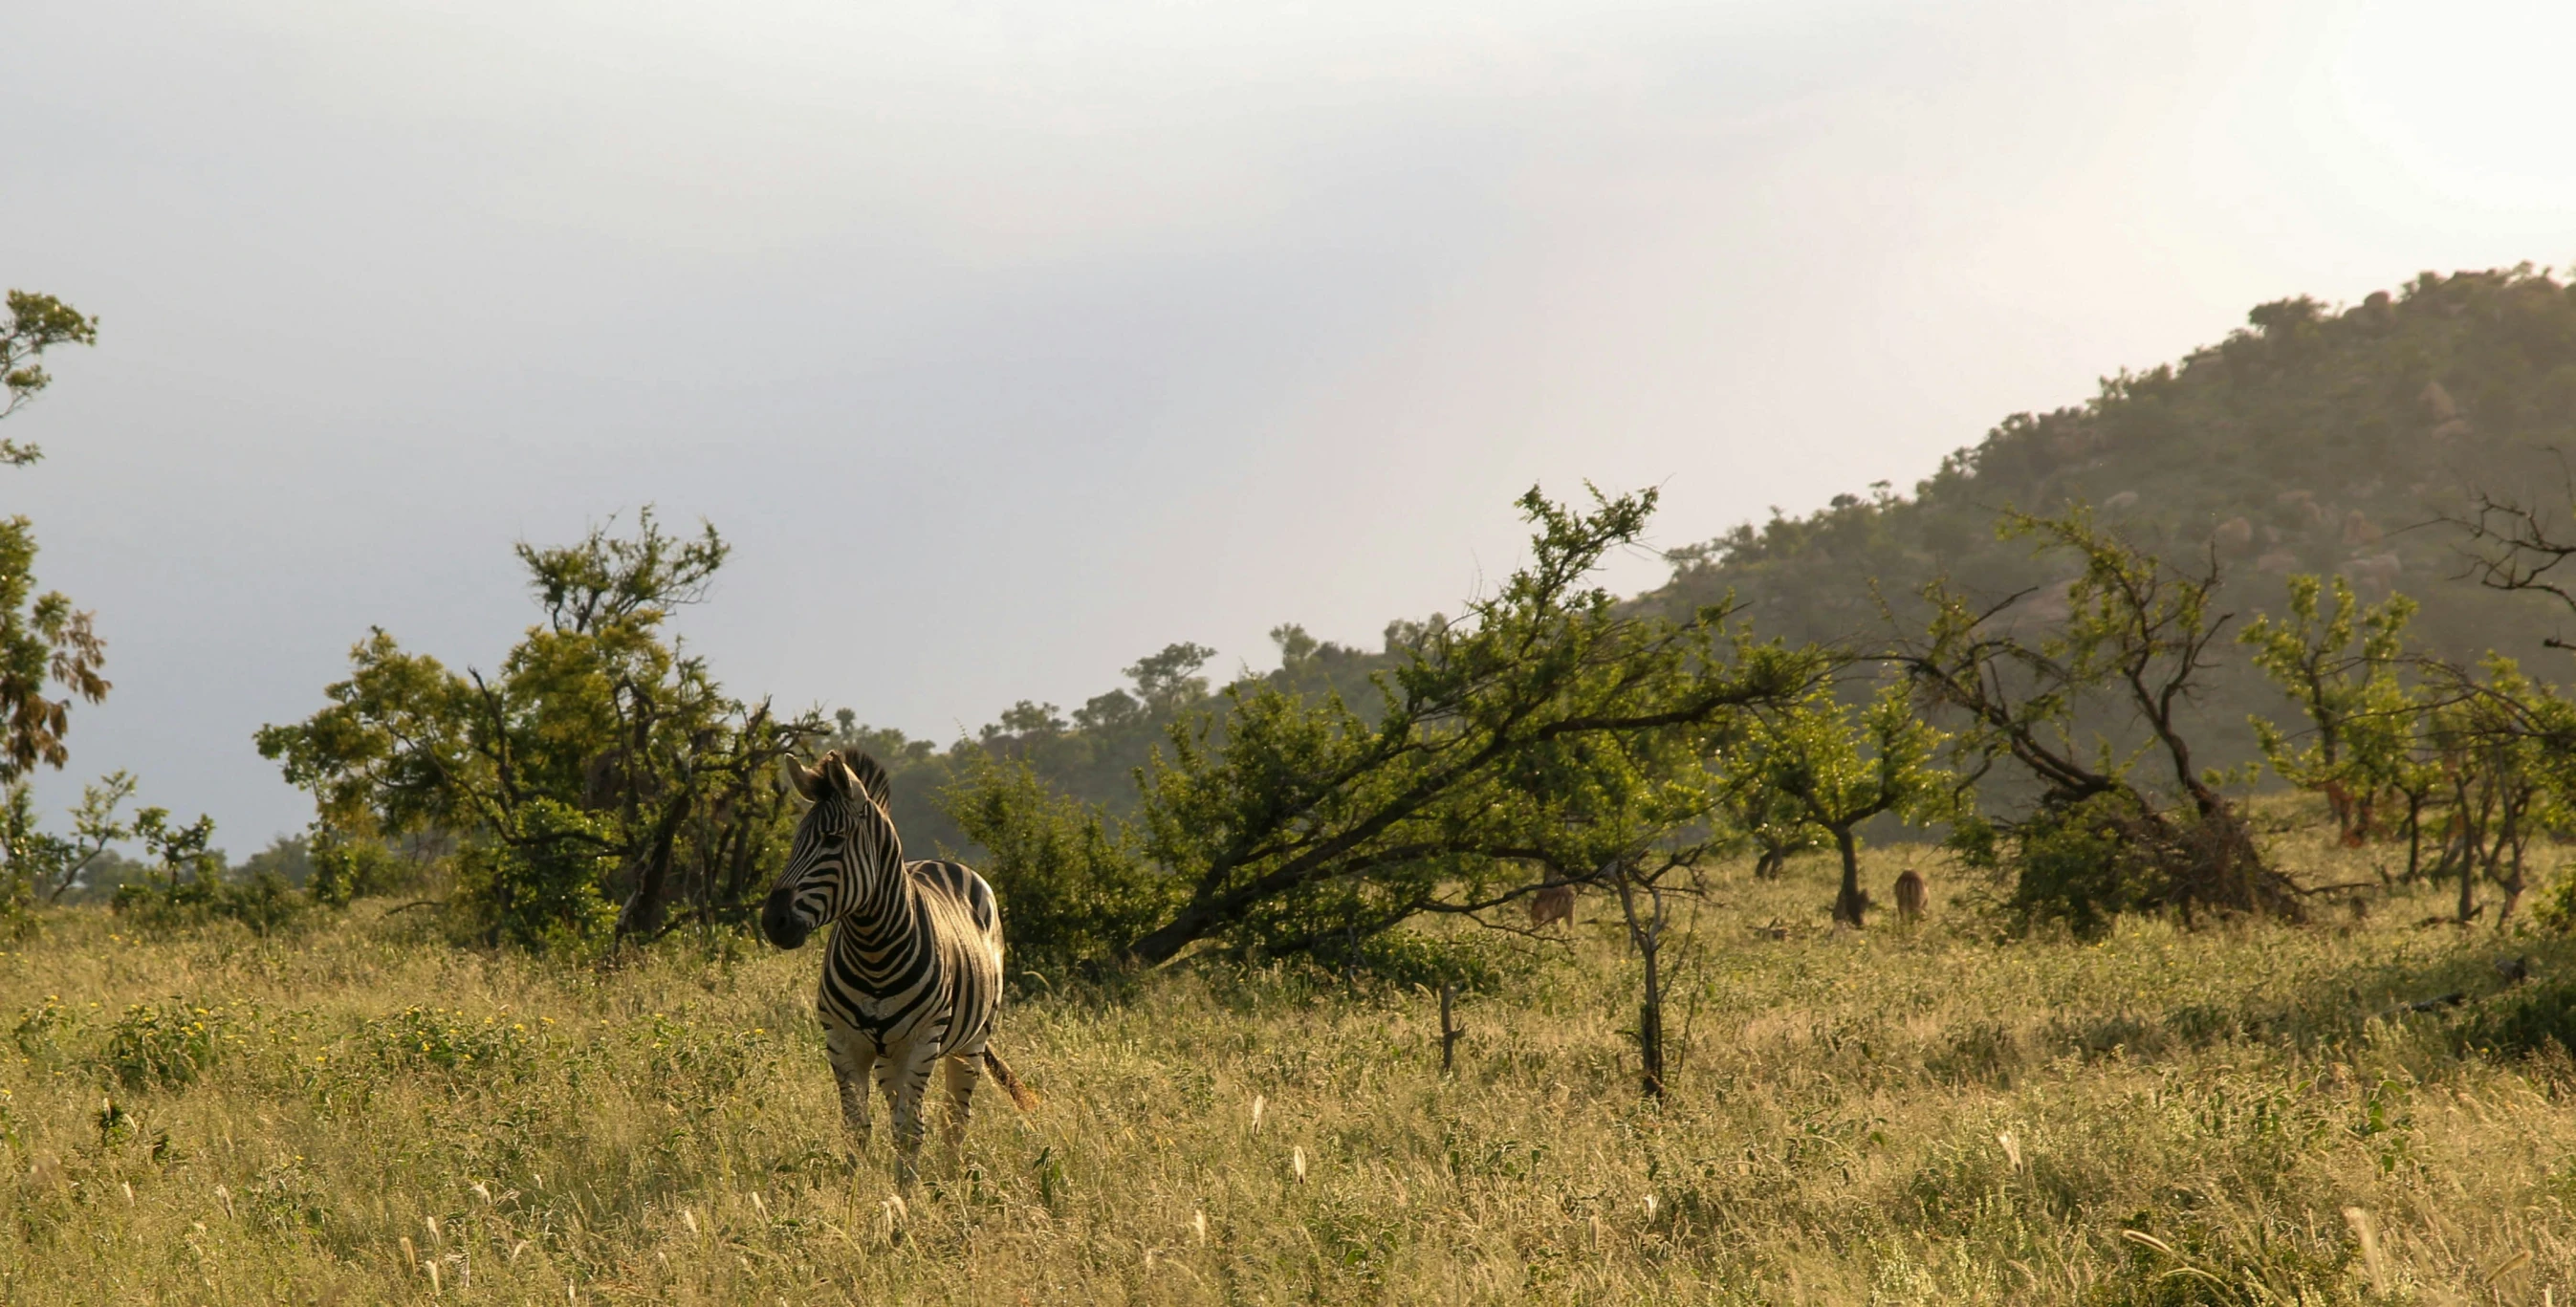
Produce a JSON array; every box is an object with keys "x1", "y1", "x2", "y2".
[{"x1": 5, "y1": 815, "x2": 2574, "y2": 1303}]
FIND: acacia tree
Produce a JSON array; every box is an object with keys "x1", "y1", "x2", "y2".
[
  {"x1": 0, "y1": 291, "x2": 110, "y2": 925},
  {"x1": 2412, "y1": 655, "x2": 2576, "y2": 925},
  {"x1": 1888, "y1": 508, "x2": 2300, "y2": 934},
  {"x1": 1725, "y1": 678, "x2": 1959, "y2": 926},
  {"x1": 950, "y1": 487, "x2": 1830, "y2": 969},
  {"x1": 1, "y1": 771, "x2": 136, "y2": 904},
  {"x1": 0, "y1": 292, "x2": 107, "y2": 784},
  {"x1": 257, "y1": 511, "x2": 825, "y2": 948},
  {"x1": 2240, "y1": 575, "x2": 2419, "y2": 844}
]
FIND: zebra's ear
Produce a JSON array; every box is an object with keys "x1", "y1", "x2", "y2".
[
  {"x1": 842, "y1": 752, "x2": 893, "y2": 809},
  {"x1": 783, "y1": 756, "x2": 825, "y2": 802}
]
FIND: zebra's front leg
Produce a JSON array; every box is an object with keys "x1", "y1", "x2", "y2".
[
  {"x1": 824, "y1": 1027, "x2": 879, "y2": 1158},
  {"x1": 941, "y1": 1052, "x2": 982, "y2": 1153},
  {"x1": 881, "y1": 1043, "x2": 941, "y2": 1188}
]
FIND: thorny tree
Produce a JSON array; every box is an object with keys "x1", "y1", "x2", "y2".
[
  {"x1": 1109, "y1": 486, "x2": 1829, "y2": 968},
  {"x1": 257, "y1": 511, "x2": 826, "y2": 948},
  {"x1": 0, "y1": 292, "x2": 107, "y2": 786},
  {"x1": 1886, "y1": 508, "x2": 2301, "y2": 933}
]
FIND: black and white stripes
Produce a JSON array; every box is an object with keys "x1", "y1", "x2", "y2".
[{"x1": 761, "y1": 750, "x2": 1034, "y2": 1183}]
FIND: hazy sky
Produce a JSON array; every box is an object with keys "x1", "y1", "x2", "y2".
[{"x1": 6, "y1": 0, "x2": 2573, "y2": 849}]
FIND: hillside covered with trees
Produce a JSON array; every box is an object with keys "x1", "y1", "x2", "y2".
[
  {"x1": 1643, "y1": 266, "x2": 2576, "y2": 763},
  {"x1": 857, "y1": 267, "x2": 2576, "y2": 854}
]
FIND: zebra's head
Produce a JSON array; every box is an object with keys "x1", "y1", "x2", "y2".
[{"x1": 760, "y1": 750, "x2": 901, "y2": 950}]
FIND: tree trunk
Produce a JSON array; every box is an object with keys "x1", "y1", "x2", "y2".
[
  {"x1": 1832, "y1": 826, "x2": 1866, "y2": 927},
  {"x1": 2400, "y1": 793, "x2": 2422, "y2": 884},
  {"x1": 1610, "y1": 865, "x2": 1666, "y2": 1099},
  {"x1": 2458, "y1": 828, "x2": 2478, "y2": 926},
  {"x1": 1638, "y1": 966, "x2": 1664, "y2": 1098},
  {"x1": 616, "y1": 792, "x2": 693, "y2": 942},
  {"x1": 1127, "y1": 901, "x2": 1222, "y2": 967},
  {"x1": 2500, "y1": 821, "x2": 2528, "y2": 926}
]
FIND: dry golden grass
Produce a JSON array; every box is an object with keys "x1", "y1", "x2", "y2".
[{"x1": 6, "y1": 817, "x2": 2576, "y2": 1303}]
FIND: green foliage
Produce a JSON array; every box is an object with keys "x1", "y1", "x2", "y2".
[
  {"x1": 0, "y1": 771, "x2": 135, "y2": 930},
  {"x1": 0, "y1": 290, "x2": 98, "y2": 439},
  {"x1": 2411, "y1": 653, "x2": 2576, "y2": 922},
  {"x1": 935, "y1": 487, "x2": 1826, "y2": 969},
  {"x1": 1127, "y1": 486, "x2": 1823, "y2": 964},
  {"x1": 0, "y1": 291, "x2": 109, "y2": 786},
  {"x1": 257, "y1": 510, "x2": 823, "y2": 947},
  {"x1": 109, "y1": 807, "x2": 309, "y2": 936},
  {"x1": 303, "y1": 835, "x2": 404, "y2": 907},
  {"x1": 451, "y1": 798, "x2": 619, "y2": 952},
  {"x1": 2240, "y1": 574, "x2": 2419, "y2": 841},
  {"x1": 1723, "y1": 677, "x2": 1959, "y2": 922},
  {"x1": 1900, "y1": 508, "x2": 2297, "y2": 930},
  {"x1": 1655, "y1": 267, "x2": 2576, "y2": 777},
  {"x1": 939, "y1": 754, "x2": 1173, "y2": 974},
  {"x1": 1957, "y1": 793, "x2": 2164, "y2": 940},
  {"x1": 103, "y1": 1000, "x2": 235, "y2": 1091},
  {"x1": 362, "y1": 1005, "x2": 535, "y2": 1079}
]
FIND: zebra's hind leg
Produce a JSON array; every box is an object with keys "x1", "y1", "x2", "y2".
[
  {"x1": 883, "y1": 1044, "x2": 940, "y2": 1188},
  {"x1": 824, "y1": 1027, "x2": 878, "y2": 1157},
  {"x1": 941, "y1": 1053, "x2": 981, "y2": 1152}
]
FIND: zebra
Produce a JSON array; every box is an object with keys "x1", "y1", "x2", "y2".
[{"x1": 760, "y1": 749, "x2": 1037, "y2": 1184}]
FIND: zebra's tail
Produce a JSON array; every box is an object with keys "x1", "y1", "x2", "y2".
[{"x1": 982, "y1": 1048, "x2": 1040, "y2": 1112}]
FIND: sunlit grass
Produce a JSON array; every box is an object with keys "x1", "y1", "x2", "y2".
[{"x1": 6, "y1": 813, "x2": 2576, "y2": 1303}]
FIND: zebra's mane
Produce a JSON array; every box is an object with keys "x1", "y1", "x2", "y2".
[{"x1": 826, "y1": 749, "x2": 893, "y2": 810}]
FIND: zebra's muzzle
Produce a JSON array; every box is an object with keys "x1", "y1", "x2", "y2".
[{"x1": 760, "y1": 887, "x2": 812, "y2": 950}]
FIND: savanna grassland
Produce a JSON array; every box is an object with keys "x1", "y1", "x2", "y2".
[{"x1": 8, "y1": 811, "x2": 2576, "y2": 1306}]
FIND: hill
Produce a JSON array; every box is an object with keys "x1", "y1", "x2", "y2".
[
  {"x1": 1638, "y1": 266, "x2": 2576, "y2": 770},
  {"x1": 862, "y1": 267, "x2": 2576, "y2": 846}
]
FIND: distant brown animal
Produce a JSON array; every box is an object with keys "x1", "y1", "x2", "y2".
[
  {"x1": 1528, "y1": 883, "x2": 1575, "y2": 930},
  {"x1": 1892, "y1": 868, "x2": 1927, "y2": 924}
]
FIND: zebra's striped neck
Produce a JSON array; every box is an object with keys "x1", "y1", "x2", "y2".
[{"x1": 829, "y1": 821, "x2": 921, "y2": 956}]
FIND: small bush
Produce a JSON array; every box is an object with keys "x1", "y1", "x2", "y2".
[
  {"x1": 103, "y1": 1000, "x2": 236, "y2": 1091},
  {"x1": 361, "y1": 1005, "x2": 535, "y2": 1079},
  {"x1": 1320, "y1": 927, "x2": 1525, "y2": 992},
  {"x1": 2456, "y1": 976, "x2": 2576, "y2": 1061},
  {"x1": 306, "y1": 837, "x2": 407, "y2": 907},
  {"x1": 451, "y1": 799, "x2": 619, "y2": 952},
  {"x1": 940, "y1": 756, "x2": 1176, "y2": 972},
  {"x1": 111, "y1": 868, "x2": 309, "y2": 936},
  {"x1": 1961, "y1": 794, "x2": 2297, "y2": 940},
  {"x1": 11, "y1": 994, "x2": 73, "y2": 1063}
]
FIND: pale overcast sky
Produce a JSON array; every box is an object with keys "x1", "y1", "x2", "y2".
[{"x1": 6, "y1": 0, "x2": 2573, "y2": 848}]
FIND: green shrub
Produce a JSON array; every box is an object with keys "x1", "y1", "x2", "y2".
[
  {"x1": 940, "y1": 756, "x2": 1176, "y2": 972},
  {"x1": 2456, "y1": 976, "x2": 2576, "y2": 1060},
  {"x1": 1960, "y1": 793, "x2": 2278, "y2": 940},
  {"x1": 2532, "y1": 866, "x2": 2576, "y2": 934},
  {"x1": 11, "y1": 994, "x2": 73, "y2": 1064},
  {"x1": 451, "y1": 798, "x2": 618, "y2": 952},
  {"x1": 103, "y1": 1000, "x2": 236, "y2": 1090},
  {"x1": 112, "y1": 866, "x2": 308, "y2": 936},
  {"x1": 306, "y1": 836, "x2": 406, "y2": 907},
  {"x1": 362, "y1": 1005, "x2": 535, "y2": 1079}
]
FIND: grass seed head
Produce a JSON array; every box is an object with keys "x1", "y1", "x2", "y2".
[{"x1": 2343, "y1": 1207, "x2": 2389, "y2": 1294}]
